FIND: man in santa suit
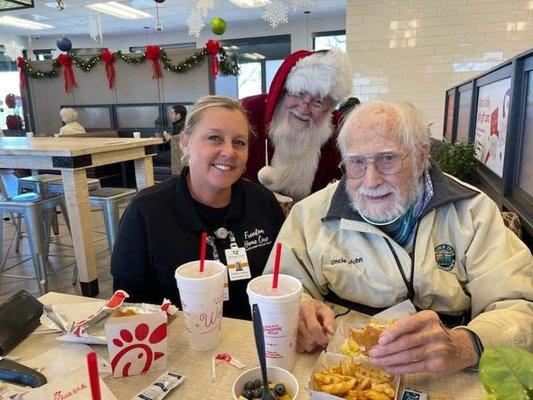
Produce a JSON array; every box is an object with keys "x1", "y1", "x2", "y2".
[{"x1": 241, "y1": 50, "x2": 352, "y2": 201}]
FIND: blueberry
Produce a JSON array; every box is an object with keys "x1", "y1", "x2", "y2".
[
  {"x1": 252, "y1": 386, "x2": 263, "y2": 398},
  {"x1": 253, "y1": 379, "x2": 263, "y2": 389},
  {"x1": 244, "y1": 380, "x2": 255, "y2": 391},
  {"x1": 243, "y1": 389, "x2": 254, "y2": 399},
  {"x1": 274, "y1": 383, "x2": 286, "y2": 396}
]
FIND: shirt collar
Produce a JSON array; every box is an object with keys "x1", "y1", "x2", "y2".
[{"x1": 176, "y1": 166, "x2": 245, "y2": 232}]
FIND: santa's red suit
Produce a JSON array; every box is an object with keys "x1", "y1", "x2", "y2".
[{"x1": 241, "y1": 50, "x2": 352, "y2": 200}]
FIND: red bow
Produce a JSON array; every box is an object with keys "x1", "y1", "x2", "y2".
[
  {"x1": 205, "y1": 40, "x2": 220, "y2": 78},
  {"x1": 145, "y1": 45, "x2": 162, "y2": 79},
  {"x1": 101, "y1": 49, "x2": 116, "y2": 89},
  {"x1": 57, "y1": 54, "x2": 78, "y2": 92},
  {"x1": 17, "y1": 57, "x2": 26, "y2": 89}
]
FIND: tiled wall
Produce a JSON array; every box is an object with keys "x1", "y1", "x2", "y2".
[{"x1": 346, "y1": 0, "x2": 533, "y2": 137}]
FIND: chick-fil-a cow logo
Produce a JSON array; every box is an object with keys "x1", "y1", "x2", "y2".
[{"x1": 110, "y1": 322, "x2": 166, "y2": 377}]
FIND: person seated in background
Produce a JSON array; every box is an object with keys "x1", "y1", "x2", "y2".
[
  {"x1": 58, "y1": 108, "x2": 86, "y2": 136},
  {"x1": 111, "y1": 96, "x2": 285, "y2": 320},
  {"x1": 264, "y1": 100, "x2": 532, "y2": 374},
  {"x1": 164, "y1": 104, "x2": 187, "y2": 140}
]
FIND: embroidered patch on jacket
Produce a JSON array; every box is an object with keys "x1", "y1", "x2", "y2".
[{"x1": 435, "y1": 244, "x2": 456, "y2": 271}]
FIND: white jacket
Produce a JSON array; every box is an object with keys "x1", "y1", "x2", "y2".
[
  {"x1": 265, "y1": 166, "x2": 532, "y2": 350},
  {"x1": 59, "y1": 121, "x2": 86, "y2": 136}
]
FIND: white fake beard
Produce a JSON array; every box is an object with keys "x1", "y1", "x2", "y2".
[
  {"x1": 267, "y1": 108, "x2": 333, "y2": 200},
  {"x1": 349, "y1": 168, "x2": 423, "y2": 223}
]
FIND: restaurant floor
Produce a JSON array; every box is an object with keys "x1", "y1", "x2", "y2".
[{"x1": 0, "y1": 209, "x2": 115, "y2": 303}]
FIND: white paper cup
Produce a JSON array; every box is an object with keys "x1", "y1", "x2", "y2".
[
  {"x1": 26, "y1": 131, "x2": 34, "y2": 138},
  {"x1": 53, "y1": 133, "x2": 60, "y2": 138},
  {"x1": 247, "y1": 274, "x2": 302, "y2": 371},
  {"x1": 175, "y1": 260, "x2": 226, "y2": 351},
  {"x1": 133, "y1": 131, "x2": 141, "y2": 139}
]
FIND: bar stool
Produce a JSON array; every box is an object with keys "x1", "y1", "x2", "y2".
[
  {"x1": 86, "y1": 187, "x2": 137, "y2": 252},
  {"x1": 18, "y1": 174, "x2": 64, "y2": 236},
  {"x1": 18, "y1": 174, "x2": 63, "y2": 194},
  {"x1": 0, "y1": 192, "x2": 73, "y2": 294},
  {"x1": 46, "y1": 178, "x2": 102, "y2": 194}
]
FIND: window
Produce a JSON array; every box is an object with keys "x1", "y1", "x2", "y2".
[
  {"x1": 217, "y1": 35, "x2": 291, "y2": 99},
  {"x1": 33, "y1": 49, "x2": 53, "y2": 61},
  {"x1": 456, "y1": 89, "x2": 472, "y2": 142},
  {"x1": 517, "y1": 72, "x2": 533, "y2": 198},
  {"x1": 130, "y1": 43, "x2": 196, "y2": 54},
  {"x1": 313, "y1": 30, "x2": 346, "y2": 52}
]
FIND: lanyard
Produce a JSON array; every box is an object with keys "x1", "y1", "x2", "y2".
[{"x1": 206, "y1": 230, "x2": 237, "y2": 261}]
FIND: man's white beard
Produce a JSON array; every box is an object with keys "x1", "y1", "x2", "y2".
[
  {"x1": 267, "y1": 108, "x2": 333, "y2": 200},
  {"x1": 349, "y1": 168, "x2": 423, "y2": 223}
]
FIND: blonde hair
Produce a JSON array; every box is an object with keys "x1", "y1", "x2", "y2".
[
  {"x1": 337, "y1": 100, "x2": 430, "y2": 159},
  {"x1": 59, "y1": 107, "x2": 79, "y2": 124},
  {"x1": 183, "y1": 95, "x2": 252, "y2": 138}
]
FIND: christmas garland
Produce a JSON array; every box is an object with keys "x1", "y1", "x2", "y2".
[{"x1": 17, "y1": 40, "x2": 239, "y2": 92}]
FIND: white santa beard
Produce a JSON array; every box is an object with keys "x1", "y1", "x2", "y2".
[{"x1": 267, "y1": 108, "x2": 333, "y2": 200}]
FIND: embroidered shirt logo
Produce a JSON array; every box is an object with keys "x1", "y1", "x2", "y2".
[
  {"x1": 435, "y1": 244, "x2": 456, "y2": 271},
  {"x1": 330, "y1": 257, "x2": 364, "y2": 266}
]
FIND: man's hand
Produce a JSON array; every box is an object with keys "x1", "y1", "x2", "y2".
[
  {"x1": 296, "y1": 300, "x2": 335, "y2": 353},
  {"x1": 163, "y1": 132, "x2": 173, "y2": 141},
  {"x1": 369, "y1": 310, "x2": 478, "y2": 374}
]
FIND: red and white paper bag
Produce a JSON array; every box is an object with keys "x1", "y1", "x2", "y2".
[{"x1": 105, "y1": 311, "x2": 167, "y2": 378}]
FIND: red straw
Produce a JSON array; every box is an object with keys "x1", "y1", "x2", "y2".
[
  {"x1": 199, "y1": 231, "x2": 207, "y2": 273},
  {"x1": 87, "y1": 352, "x2": 101, "y2": 400},
  {"x1": 272, "y1": 242, "x2": 282, "y2": 289}
]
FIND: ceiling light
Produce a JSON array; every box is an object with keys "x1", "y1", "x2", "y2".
[
  {"x1": 228, "y1": 0, "x2": 268, "y2": 8},
  {"x1": 86, "y1": 1, "x2": 151, "y2": 19},
  {"x1": 0, "y1": 15, "x2": 53, "y2": 29}
]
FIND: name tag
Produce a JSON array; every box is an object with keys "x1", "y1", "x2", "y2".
[{"x1": 225, "y1": 247, "x2": 252, "y2": 281}]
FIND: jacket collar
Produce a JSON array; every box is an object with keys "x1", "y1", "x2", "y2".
[
  {"x1": 324, "y1": 162, "x2": 479, "y2": 222},
  {"x1": 176, "y1": 166, "x2": 245, "y2": 232}
]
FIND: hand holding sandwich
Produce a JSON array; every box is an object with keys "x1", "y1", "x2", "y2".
[
  {"x1": 369, "y1": 310, "x2": 478, "y2": 374},
  {"x1": 296, "y1": 299, "x2": 335, "y2": 352}
]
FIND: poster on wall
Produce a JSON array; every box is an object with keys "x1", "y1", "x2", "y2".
[
  {"x1": 474, "y1": 77, "x2": 511, "y2": 177},
  {"x1": 444, "y1": 93, "x2": 455, "y2": 141}
]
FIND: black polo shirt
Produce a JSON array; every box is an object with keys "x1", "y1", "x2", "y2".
[{"x1": 111, "y1": 169, "x2": 285, "y2": 320}]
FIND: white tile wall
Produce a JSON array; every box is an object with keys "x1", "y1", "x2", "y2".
[{"x1": 346, "y1": 0, "x2": 533, "y2": 137}]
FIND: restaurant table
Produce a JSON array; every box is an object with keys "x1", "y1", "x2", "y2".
[
  {"x1": 0, "y1": 137, "x2": 162, "y2": 296},
  {"x1": 8, "y1": 292, "x2": 487, "y2": 400}
]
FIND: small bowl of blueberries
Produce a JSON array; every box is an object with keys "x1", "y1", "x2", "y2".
[{"x1": 232, "y1": 366, "x2": 299, "y2": 400}]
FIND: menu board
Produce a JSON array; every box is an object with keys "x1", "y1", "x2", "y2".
[
  {"x1": 444, "y1": 93, "x2": 455, "y2": 141},
  {"x1": 474, "y1": 77, "x2": 511, "y2": 177}
]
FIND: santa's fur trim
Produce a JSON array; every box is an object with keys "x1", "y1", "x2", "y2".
[{"x1": 285, "y1": 51, "x2": 352, "y2": 103}]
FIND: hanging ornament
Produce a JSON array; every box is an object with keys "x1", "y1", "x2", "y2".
[
  {"x1": 5, "y1": 94, "x2": 16, "y2": 109},
  {"x1": 187, "y1": 0, "x2": 214, "y2": 37},
  {"x1": 263, "y1": 0, "x2": 289, "y2": 28},
  {"x1": 3, "y1": 41, "x2": 24, "y2": 62},
  {"x1": 56, "y1": 0, "x2": 64, "y2": 11},
  {"x1": 56, "y1": 36, "x2": 72, "y2": 52},
  {"x1": 211, "y1": 17, "x2": 226, "y2": 35},
  {"x1": 154, "y1": 1, "x2": 163, "y2": 32},
  {"x1": 154, "y1": 0, "x2": 165, "y2": 3}
]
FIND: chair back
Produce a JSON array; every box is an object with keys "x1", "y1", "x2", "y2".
[{"x1": 0, "y1": 170, "x2": 20, "y2": 199}]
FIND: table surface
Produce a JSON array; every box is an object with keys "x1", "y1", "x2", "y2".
[
  {"x1": 10, "y1": 293, "x2": 487, "y2": 400},
  {"x1": 0, "y1": 137, "x2": 162, "y2": 157}
]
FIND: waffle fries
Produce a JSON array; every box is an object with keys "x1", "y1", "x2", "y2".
[{"x1": 313, "y1": 356, "x2": 396, "y2": 400}]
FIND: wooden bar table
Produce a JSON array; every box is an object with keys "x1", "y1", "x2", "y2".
[{"x1": 0, "y1": 137, "x2": 162, "y2": 296}]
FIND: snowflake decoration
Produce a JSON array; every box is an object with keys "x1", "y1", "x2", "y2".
[
  {"x1": 187, "y1": 0, "x2": 214, "y2": 37},
  {"x1": 3, "y1": 41, "x2": 24, "y2": 62},
  {"x1": 263, "y1": 0, "x2": 289, "y2": 28},
  {"x1": 196, "y1": 0, "x2": 214, "y2": 16},
  {"x1": 187, "y1": 8, "x2": 205, "y2": 37},
  {"x1": 291, "y1": 0, "x2": 313, "y2": 11}
]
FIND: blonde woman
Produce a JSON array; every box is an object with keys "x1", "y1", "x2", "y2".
[
  {"x1": 58, "y1": 108, "x2": 86, "y2": 136},
  {"x1": 111, "y1": 96, "x2": 285, "y2": 320}
]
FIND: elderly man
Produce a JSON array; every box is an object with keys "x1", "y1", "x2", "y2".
[
  {"x1": 265, "y1": 101, "x2": 532, "y2": 374},
  {"x1": 242, "y1": 50, "x2": 352, "y2": 201}
]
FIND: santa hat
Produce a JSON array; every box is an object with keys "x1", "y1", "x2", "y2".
[{"x1": 264, "y1": 50, "x2": 353, "y2": 126}]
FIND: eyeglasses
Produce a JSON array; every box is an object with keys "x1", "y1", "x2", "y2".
[
  {"x1": 340, "y1": 151, "x2": 412, "y2": 179},
  {"x1": 285, "y1": 92, "x2": 331, "y2": 112}
]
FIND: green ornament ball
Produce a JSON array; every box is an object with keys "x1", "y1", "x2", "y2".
[{"x1": 211, "y1": 17, "x2": 226, "y2": 35}]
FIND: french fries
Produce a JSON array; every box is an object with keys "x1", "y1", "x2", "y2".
[{"x1": 313, "y1": 357, "x2": 396, "y2": 400}]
